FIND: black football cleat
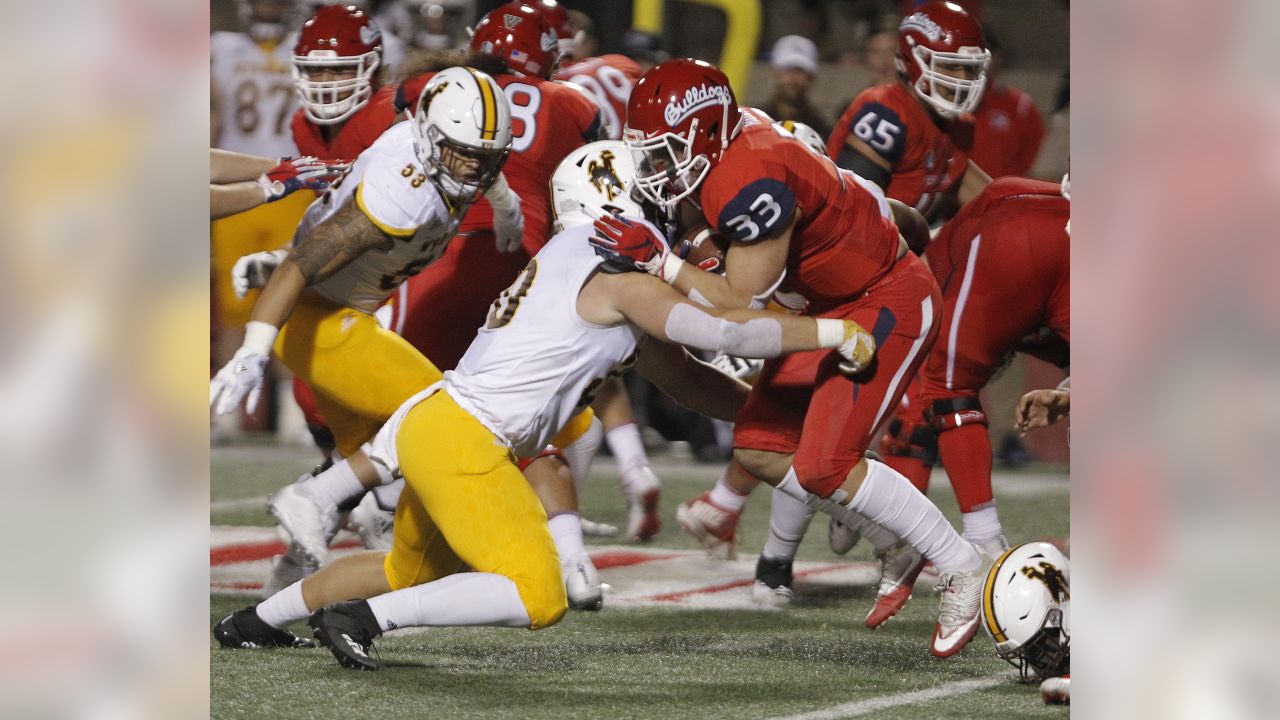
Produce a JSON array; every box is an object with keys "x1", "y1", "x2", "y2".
[
  {"x1": 751, "y1": 554, "x2": 796, "y2": 608},
  {"x1": 308, "y1": 600, "x2": 384, "y2": 671},
  {"x1": 214, "y1": 606, "x2": 316, "y2": 649}
]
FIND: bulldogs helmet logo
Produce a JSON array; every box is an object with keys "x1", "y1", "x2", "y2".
[
  {"x1": 663, "y1": 83, "x2": 733, "y2": 127},
  {"x1": 900, "y1": 12, "x2": 944, "y2": 42}
]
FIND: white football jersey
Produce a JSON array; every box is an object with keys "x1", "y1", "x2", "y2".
[
  {"x1": 368, "y1": 224, "x2": 641, "y2": 467},
  {"x1": 297, "y1": 121, "x2": 463, "y2": 313},
  {"x1": 211, "y1": 31, "x2": 301, "y2": 158}
]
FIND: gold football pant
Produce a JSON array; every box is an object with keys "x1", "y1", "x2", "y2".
[
  {"x1": 384, "y1": 390, "x2": 567, "y2": 630},
  {"x1": 274, "y1": 292, "x2": 443, "y2": 456}
]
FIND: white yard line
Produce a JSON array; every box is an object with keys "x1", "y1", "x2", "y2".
[
  {"x1": 765, "y1": 676, "x2": 1007, "y2": 720},
  {"x1": 210, "y1": 496, "x2": 267, "y2": 512}
]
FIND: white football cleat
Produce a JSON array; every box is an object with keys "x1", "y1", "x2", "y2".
[
  {"x1": 563, "y1": 553, "x2": 604, "y2": 611},
  {"x1": 865, "y1": 541, "x2": 927, "y2": 628},
  {"x1": 348, "y1": 492, "x2": 394, "y2": 551},
  {"x1": 751, "y1": 581, "x2": 795, "y2": 608},
  {"x1": 1040, "y1": 675, "x2": 1070, "y2": 705},
  {"x1": 622, "y1": 466, "x2": 662, "y2": 542},
  {"x1": 675, "y1": 491, "x2": 740, "y2": 560},
  {"x1": 828, "y1": 517, "x2": 861, "y2": 555},
  {"x1": 267, "y1": 480, "x2": 338, "y2": 566},
  {"x1": 261, "y1": 541, "x2": 319, "y2": 598},
  {"x1": 930, "y1": 547, "x2": 991, "y2": 657}
]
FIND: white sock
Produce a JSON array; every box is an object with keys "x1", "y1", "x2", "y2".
[
  {"x1": 761, "y1": 484, "x2": 815, "y2": 560},
  {"x1": 256, "y1": 580, "x2": 310, "y2": 629},
  {"x1": 845, "y1": 513, "x2": 900, "y2": 554},
  {"x1": 847, "y1": 460, "x2": 980, "y2": 574},
  {"x1": 561, "y1": 417, "x2": 604, "y2": 495},
  {"x1": 298, "y1": 458, "x2": 364, "y2": 509},
  {"x1": 366, "y1": 572, "x2": 532, "y2": 631},
  {"x1": 548, "y1": 511, "x2": 587, "y2": 574},
  {"x1": 961, "y1": 505, "x2": 1004, "y2": 549},
  {"x1": 607, "y1": 422, "x2": 650, "y2": 478},
  {"x1": 708, "y1": 470, "x2": 749, "y2": 512}
]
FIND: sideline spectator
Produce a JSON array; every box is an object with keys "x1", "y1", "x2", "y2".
[{"x1": 759, "y1": 35, "x2": 832, "y2": 138}]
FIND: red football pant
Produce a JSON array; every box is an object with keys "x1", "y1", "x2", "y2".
[{"x1": 734, "y1": 254, "x2": 942, "y2": 497}]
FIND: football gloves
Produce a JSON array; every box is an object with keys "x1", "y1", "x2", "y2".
[{"x1": 257, "y1": 156, "x2": 349, "y2": 203}]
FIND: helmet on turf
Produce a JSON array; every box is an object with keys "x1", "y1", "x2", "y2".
[
  {"x1": 292, "y1": 5, "x2": 383, "y2": 125},
  {"x1": 468, "y1": 2, "x2": 559, "y2": 79},
  {"x1": 981, "y1": 542, "x2": 1071, "y2": 682},
  {"x1": 410, "y1": 66, "x2": 513, "y2": 202},
  {"x1": 779, "y1": 120, "x2": 827, "y2": 157},
  {"x1": 897, "y1": 1, "x2": 990, "y2": 118},
  {"x1": 623, "y1": 58, "x2": 741, "y2": 209},
  {"x1": 550, "y1": 140, "x2": 644, "y2": 233}
]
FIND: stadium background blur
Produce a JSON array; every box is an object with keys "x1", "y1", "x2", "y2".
[{"x1": 7, "y1": 0, "x2": 1280, "y2": 717}]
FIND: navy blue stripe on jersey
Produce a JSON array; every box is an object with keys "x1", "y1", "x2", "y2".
[{"x1": 715, "y1": 178, "x2": 797, "y2": 243}]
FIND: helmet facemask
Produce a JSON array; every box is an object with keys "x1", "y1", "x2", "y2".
[
  {"x1": 415, "y1": 119, "x2": 510, "y2": 204},
  {"x1": 994, "y1": 606, "x2": 1070, "y2": 682},
  {"x1": 625, "y1": 124, "x2": 711, "y2": 210},
  {"x1": 910, "y1": 45, "x2": 990, "y2": 118},
  {"x1": 293, "y1": 51, "x2": 381, "y2": 125}
]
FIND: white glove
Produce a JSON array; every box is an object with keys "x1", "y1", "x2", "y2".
[
  {"x1": 836, "y1": 322, "x2": 877, "y2": 375},
  {"x1": 209, "y1": 321, "x2": 278, "y2": 415},
  {"x1": 231, "y1": 248, "x2": 288, "y2": 299},
  {"x1": 493, "y1": 203, "x2": 524, "y2": 253},
  {"x1": 710, "y1": 353, "x2": 764, "y2": 380},
  {"x1": 210, "y1": 348, "x2": 268, "y2": 415}
]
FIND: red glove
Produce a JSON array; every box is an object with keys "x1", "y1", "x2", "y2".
[
  {"x1": 258, "y1": 156, "x2": 350, "y2": 202},
  {"x1": 589, "y1": 213, "x2": 682, "y2": 280}
]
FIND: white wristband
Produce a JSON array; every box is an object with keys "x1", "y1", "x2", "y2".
[
  {"x1": 815, "y1": 318, "x2": 848, "y2": 348},
  {"x1": 661, "y1": 253, "x2": 684, "y2": 284},
  {"x1": 256, "y1": 174, "x2": 276, "y2": 202},
  {"x1": 243, "y1": 320, "x2": 279, "y2": 356}
]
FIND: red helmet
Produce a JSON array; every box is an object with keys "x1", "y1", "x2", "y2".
[
  {"x1": 528, "y1": 0, "x2": 578, "y2": 55},
  {"x1": 896, "y1": 1, "x2": 989, "y2": 118},
  {"x1": 469, "y1": 2, "x2": 559, "y2": 79},
  {"x1": 623, "y1": 58, "x2": 741, "y2": 208},
  {"x1": 292, "y1": 5, "x2": 383, "y2": 125}
]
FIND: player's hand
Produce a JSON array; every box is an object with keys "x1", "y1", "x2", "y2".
[
  {"x1": 258, "y1": 156, "x2": 350, "y2": 202},
  {"x1": 493, "y1": 199, "x2": 525, "y2": 253},
  {"x1": 710, "y1": 353, "x2": 763, "y2": 380},
  {"x1": 210, "y1": 347, "x2": 268, "y2": 415},
  {"x1": 231, "y1": 248, "x2": 288, "y2": 299},
  {"x1": 1016, "y1": 389, "x2": 1070, "y2": 435},
  {"x1": 835, "y1": 321, "x2": 876, "y2": 375},
  {"x1": 589, "y1": 213, "x2": 675, "y2": 277}
]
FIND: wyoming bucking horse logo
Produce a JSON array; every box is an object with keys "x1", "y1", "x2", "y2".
[
  {"x1": 1021, "y1": 562, "x2": 1070, "y2": 602},
  {"x1": 587, "y1": 150, "x2": 624, "y2": 201}
]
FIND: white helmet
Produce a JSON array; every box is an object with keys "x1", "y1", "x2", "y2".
[
  {"x1": 981, "y1": 542, "x2": 1071, "y2": 681},
  {"x1": 550, "y1": 140, "x2": 645, "y2": 233},
  {"x1": 410, "y1": 66, "x2": 513, "y2": 203},
  {"x1": 778, "y1": 120, "x2": 828, "y2": 157}
]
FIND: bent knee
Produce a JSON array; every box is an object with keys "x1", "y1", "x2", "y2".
[
  {"x1": 518, "y1": 578, "x2": 567, "y2": 630},
  {"x1": 733, "y1": 448, "x2": 793, "y2": 483}
]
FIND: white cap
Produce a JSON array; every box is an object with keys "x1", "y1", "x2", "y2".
[{"x1": 771, "y1": 35, "x2": 818, "y2": 74}]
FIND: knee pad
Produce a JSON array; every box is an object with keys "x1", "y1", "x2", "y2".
[
  {"x1": 880, "y1": 417, "x2": 938, "y2": 465},
  {"x1": 924, "y1": 397, "x2": 988, "y2": 432}
]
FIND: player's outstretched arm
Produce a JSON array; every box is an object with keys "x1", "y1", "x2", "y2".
[
  {"x1": 210, "y1": 148, "x2": 277, "y2": 184},
  {"x1": 633, "y1": 337, "x2": 750, "y2": 422}
]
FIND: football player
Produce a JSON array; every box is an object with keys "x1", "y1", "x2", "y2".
[
  {"x1": 623, "y1": 58, "x2": 991, "y2": 657},
  {"x1": 827, "y1": 1, "x2": 993, "y2": 222},
  {"x1": 214, "y1": 140, "x2": 877, "y2": 669},
  {"x1": 209, "y1": 64, "x2": 524, "y2": 491}
]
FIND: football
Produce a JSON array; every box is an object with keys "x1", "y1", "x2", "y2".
[{"x1": 678, "y1": 222, "x2": 729, "y2": 273}]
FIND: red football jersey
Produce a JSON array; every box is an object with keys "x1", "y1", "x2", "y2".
[
  {"x1": 290, "y1": 85, "x2": 401, "y2": 162},
  {"x1": 401, "y1": 72, "x2": 602, "y2": 254},
  {"x1": 557, "y1": 54, "x2": 642, "y2": 140},
  {"x1": 969, "y1": 82, "x2": 1045, "y2": 179},
  {"x1": 828, "y1": 82, "x2": 973, "y2": 215},
  {"x1": 700, "y1": 110, "x2": 901, "y2": 310}
]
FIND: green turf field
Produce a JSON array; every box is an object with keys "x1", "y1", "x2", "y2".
[{"x1": 212, "y1": 443, "x2": 1068, "y2": 719}]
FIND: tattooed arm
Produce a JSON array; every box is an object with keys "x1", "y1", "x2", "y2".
[{"x1": 248, "y1": 196, "x2": 395, "y2": 328}]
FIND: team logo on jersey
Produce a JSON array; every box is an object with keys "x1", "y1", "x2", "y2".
[
  {"x1": 359, "y1": 24, "x2": 382, "y2": 46},
  {"x1": 663, "y1": 83, "x2": 733, "y2": 127},
  {"x1": 504, "y1": 13, "x2": 523, "y2": 29},
  {"x1": 1021, "y1": 562, "x2": 1070, "y2": 602},
  {"x1": 901, "y1": 12, "x2": 944, "y2": 42},
  {"x1": 588, "y1": 150, "x2": 624, "y2": 201}
]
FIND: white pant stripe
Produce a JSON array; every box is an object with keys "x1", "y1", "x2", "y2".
[
  {"x1": 871, "y1": 294, "x2": 935, "y2": 432},
  {"x1": 946, "y1": 233, "x2": 983, "y2": 390}
]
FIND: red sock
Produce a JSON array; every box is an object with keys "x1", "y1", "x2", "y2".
[
  {"x1": 937, "y1": 424, "x2": 994, "y2": 512},
  {"x1": 883, "y1": 455, "x2": 933, "y2": 494}
]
